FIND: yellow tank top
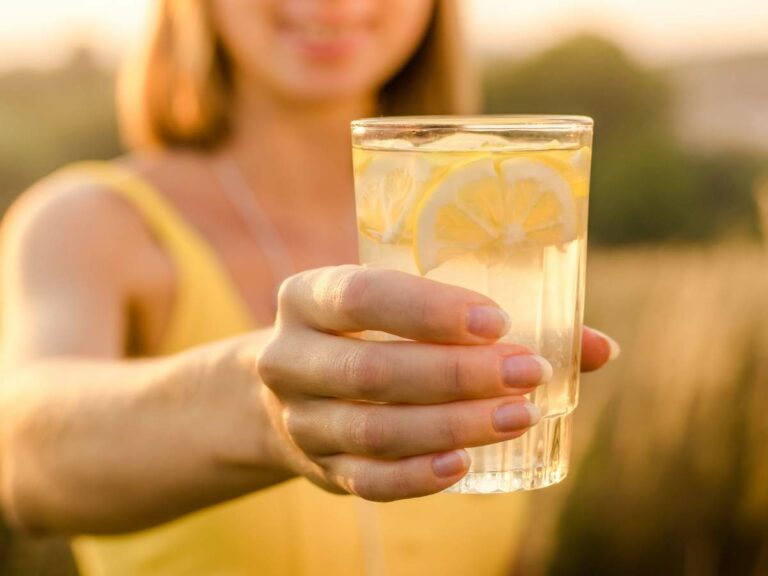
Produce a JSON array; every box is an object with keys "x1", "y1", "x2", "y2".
[{"x1": 59, "y1": 161, "x2": 528, "y2": 576}]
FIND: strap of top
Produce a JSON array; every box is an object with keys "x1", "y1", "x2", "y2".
[
  {"x1": 50, "y1": 161, "x2": 255, "y2": 352},
  {"x1": 56, "y1": 161, "x2": 210, "y2": 259}
]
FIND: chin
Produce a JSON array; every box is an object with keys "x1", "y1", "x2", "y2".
[{"x1": 275, "y1": 71, "x2": 380, "y2": 108}]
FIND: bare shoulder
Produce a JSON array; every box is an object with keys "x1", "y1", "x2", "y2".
[
  {"x1": 2, "y1": 163, "x2": 164, "y2": 289},
  {"x1": 120, "y1": 148, "x2": 214, "y2": 209}
]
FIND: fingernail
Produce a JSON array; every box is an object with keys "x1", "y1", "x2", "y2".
[
  {"x1": 589, "y1": 328, "x2": 621, "y2": 361},
  {"x1": 493, "y1": 402, "x2": 541, "y2": 432},
  {"x1": 466, "y1": 306, "x2": 510, "y2": 339},
  {"x1": 432, "y1": 450, "x2": 470, "y2": 478},
  {"x1": 502, "y1": 355, "x2": 553, "y2": 387}
]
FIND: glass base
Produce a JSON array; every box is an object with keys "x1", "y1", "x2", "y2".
[{"x1": 445, "y1": 413, "x2": 573, "y2": 494}]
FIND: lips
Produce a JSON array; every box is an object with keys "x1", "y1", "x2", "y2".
[{"x1": 276, "y1": 14, "x2": 373, "y2": 59}]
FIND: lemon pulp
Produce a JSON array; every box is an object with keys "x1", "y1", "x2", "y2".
[{"x1": 414, "y1": 156, "x2": 578, "y2": 274}]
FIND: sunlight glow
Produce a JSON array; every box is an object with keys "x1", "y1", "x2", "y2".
[{"x1": 1, "y1": 0, "x2": 767, "y2": 70}]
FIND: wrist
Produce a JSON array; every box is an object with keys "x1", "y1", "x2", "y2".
[{"x1": 192, "y1": 333, "x2": 298, "y2": 484}]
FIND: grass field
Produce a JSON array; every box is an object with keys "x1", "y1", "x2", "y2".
[
  {"x1": 1, "y1": 243, "x2": 767, "y2": 575},
  {"x1": 517, "y1": 242, "x2": 768, "y2": 575}
]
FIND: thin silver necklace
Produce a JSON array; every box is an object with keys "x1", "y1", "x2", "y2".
[{"x1": 211, "y1": 153, "x2": 296, "y2": 315}]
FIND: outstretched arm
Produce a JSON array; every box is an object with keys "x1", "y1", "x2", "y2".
[{"x1": 0, "y1": 183, "x2": 290, "y2": 535}]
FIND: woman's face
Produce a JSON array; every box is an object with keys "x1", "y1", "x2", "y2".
[{"x1": 213, "y1": 0, "x2": 435, "y2": 105}]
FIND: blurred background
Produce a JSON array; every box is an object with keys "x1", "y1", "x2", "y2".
[{"x1": 1, "y1": 1, "x2": 767, "y2": 574}]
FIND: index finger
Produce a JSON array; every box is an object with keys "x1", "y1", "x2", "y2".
[{"x1": 278, "y1": 265, "x2": 510, "y2": 344}]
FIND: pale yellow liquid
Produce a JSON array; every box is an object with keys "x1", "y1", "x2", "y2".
[{"x1": 353, "y1": 139, "x2": 590, "y2": 493}]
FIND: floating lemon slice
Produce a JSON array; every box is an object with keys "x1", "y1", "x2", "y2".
[
  {"x1": 413, "y1": 156, "x2": 577, "y2": 275},
  {"x1": 527, "y1": 146, "x2": 592, "y2": 198},
  {"x1": 355, "y1": 153, "x2": 433, "y2": 243}
]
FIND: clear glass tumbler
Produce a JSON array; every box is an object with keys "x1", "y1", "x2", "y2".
[{"x1": 351, "y1": 116, "x2": 593, "y2": 493}]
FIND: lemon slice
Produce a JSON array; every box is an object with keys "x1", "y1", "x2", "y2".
[
  {"x1": 414, "y1": 156, "x2": 577, "y2": 275},
  {"x1": 355, "y1": 153, "x2": 433, "y2": 243},
  {"x1": 527, "y1": 146, "x2": 591, "y2": 198}
]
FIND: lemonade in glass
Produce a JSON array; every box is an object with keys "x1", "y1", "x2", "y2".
[{"x1": 351, "y1": 116, "x2": 593, "y2": 493}]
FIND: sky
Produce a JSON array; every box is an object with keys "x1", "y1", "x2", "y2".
[{"x1": 2, "y1": 0, "x2": 768, "y2": 71}]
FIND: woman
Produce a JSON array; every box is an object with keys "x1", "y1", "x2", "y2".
[{"x1": 0, "y1": 1, "x2": 618, "y2": 574}]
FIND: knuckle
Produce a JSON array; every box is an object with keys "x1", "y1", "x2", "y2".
[
  {"x1": 334, "y1": 267, "x2": 372, "y2": 322},
  {"x1": 282, "y1": 405, "x2": 307, "y2": 443},
  {"x1": 349, "y1": 470, "x2": 378, "y2": 501},
  {"x1": 386, "y1": 465, "x2": 416, "y2": 501},
  {"x1": 348, "y1": 409, "x2": 393, "y2": 457},
  {"x1": 276, "y1": 272, "x2": 303, "y2": 313},
  {"x1": 341, "y1": 345, "x2": 386, "y2": 400},
  {"x1": 415, "y1": 284, "x2": 457, "y2": 336},
  {"x1": 348, "y1": 464, "x2": 418, "y2": 503},
  {"x1": 443, "y1": 348, "x2": 469, "y2": 397},
  {"x1": 349, "y1": 467, "x2": 392, "y2": 503},
  {"x1": 256, "y1": 341, "x2": 284, "y2": 387},
  {"x1": 436, "y1": 413, "x2": 464, "y2": 449}
]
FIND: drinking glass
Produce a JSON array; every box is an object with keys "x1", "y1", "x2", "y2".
[{"x1": 351, "y1": 116, "x2": 593, "y2": 493}]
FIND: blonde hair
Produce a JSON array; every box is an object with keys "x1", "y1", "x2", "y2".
[{"x1": 119, "y1": 0, "x2": 476, "y2": 150}]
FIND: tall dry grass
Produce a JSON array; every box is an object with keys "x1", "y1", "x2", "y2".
[{"x1": 513, "y1": 243, "x2": 768, "y2": 575}]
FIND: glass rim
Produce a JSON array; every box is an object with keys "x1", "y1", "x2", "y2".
[{"x1": 351, "y1": 115, "x2": 594, "y2": 133}]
